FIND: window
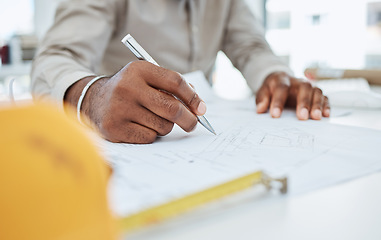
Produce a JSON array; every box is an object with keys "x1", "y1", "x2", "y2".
[
  {"x1": 367, "y1": 2, "x2": 381, "y2": 26},
  {"x1": 267, "y1": 11, "x2": 291, "y2": 30},
  {"x1": 366, "y1": 55, "x2": 381, "y2": 68},
  {"x1": 266, "y1": 0, "x2": 381, "y2": 77},
  {"x1": 0, "y1": 0, "x2": 34, "y2": 40},
  {"x1": 311, "y1": 15, "x2": 321, "y2": 25}
]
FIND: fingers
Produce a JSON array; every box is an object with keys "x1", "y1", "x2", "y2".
[
  {"x1": 269, "y1": 83, "x2": 289, "y2": 118},
  {"x1": 296, "y1": 82, "x2": 313, "y2": 120},
  {"x1": 100, "y1": 118, "x2": 158, "y2": 144},
  {"x1": 129, "y1": 107, "x2": 174, "y2": 136},
  {"x1": 310, "y1": 88, "x2": 323, "y2": 120},
  {"x1": 280, "y1": 74, "x2": 329, "y2": 120},
  {"x1": 255, "y1": 72, "x2": 330, "y2": 121},
  {"x1": 256, "y1": 86, "x2": 271, "y2": 114},
  {"x1": 140, "y1": 62, "x2": 207, "y2": 116},
  {"x1": 138, "y1": 86, "x2": 198, "y2": 132},
  {"x1": 100, "y1": 102, "x2": 174, "y2": 143},
  {"x1": 295, "y1": 82, "x2": 330, "y2": 120},
  {"x1": 323, "y1": 96, "x2": 330, "y2": 117},
  {"x1": 104, "y1": 121, "x2": 157, "y2": 144},
  {"x1": 256, "y1": 84, "x2": 289, "y2": 118},
  {"x1": 98, "y1": 95, "x2": 175, "y2": 143},
  {"x1": 88, "y1": 61, "x2": 207, "y2": 144},
  {"x1": 256, "y1": 72, "x2": 290, "y2": 117}
]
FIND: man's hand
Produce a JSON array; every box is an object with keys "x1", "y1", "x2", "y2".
[
  {"x1": 64, "y1": 61, "x2": 206, "y2": 144},
  {"x1": 256, "y1": 72, "x2": 330, "y2": 120}
]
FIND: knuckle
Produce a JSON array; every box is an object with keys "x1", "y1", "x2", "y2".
[
  {"x1": 141, "y1": 132, "x2": 157, "y2": 144},
  {"x1": 276, "y1": 82, "x2": 289, "y2": 90},
  {"x1": 159, "y1": 122, "x2": 174, "y2": 136},
  {"x1": 131, "y1": 60, "x2": 148, "y2": 68},
  {"x1": 112, "y1": 77, "x2": 142, "y2": 100},
  {"x1": 314, "y1": 87, "x2": 323, "y2": 95},
  {"x1": 113, "y1": 82, "x2": 132, "y2": 98},
  {"x1": 165, "y1": 101, "x2": 182, "y2": 121},
  {"x1": 188, "y1": 92, "x2": 200, "y2": 106},
  {"x1": 170, "y1": 73, "x2": 186, "y2": 90},
  {"x1": 256, "y1": 85, "x2": 270, "y2": 99},
  {"x1": 147, "y1": 114, "x2": 174, "y2": 136},
  {"x1": 298, "y1": 95, "x2": 311, "y2": 105},
  {"x1": 151, "y1": 65, "x2": 167, "y2": 80},
  {"x1": 300, "y1": 82, "x2": 312, "y2": 90},
  {"x1": 101, "y1": 118, "x2": 158, "y2": 144},
  {"x1": 184, "y1": 118, "x2": 198, "y2": 132},
  {"x1": 126, "y1": 60, "x2": 138, "y2": 68},
  {"x1": 313, "y1": 101, "x2": 322, "y2": 107},
  {"x1": 273, "y1": 100, "x2": 284, "y2": 107},
  {"x1": 124, "y1": 60, "x2": 141, "y2": 74},
  {"x1": 128, "y1": 127, "x2": 157, "y2": 144},
  {"x1": 324, "y1": 96, "x2": 330, "y2": 107}
]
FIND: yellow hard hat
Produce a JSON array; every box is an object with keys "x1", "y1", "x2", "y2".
[{"x1": 0, "y1": 103, "x2": 116, "y2": 240}]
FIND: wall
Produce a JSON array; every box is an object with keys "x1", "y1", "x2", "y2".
[{"x1": 34, "y1": 0, "x2": 64, "y2": 39}]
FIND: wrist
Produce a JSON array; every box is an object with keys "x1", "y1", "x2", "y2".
[
  {"x1": 81, "y1": 76, "x2": 109, "y2": 126},
  {"x1": 64, "y1": 76, "x2": 95, "y2": 110},
  {"x1": 64, "y1": 76, "x2": 109, "y2": 125},
  {"x1": 265, "y1": 71, "x2": 290, "y2": 81}
]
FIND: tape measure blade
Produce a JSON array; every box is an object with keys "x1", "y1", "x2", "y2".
[{"x1": 120, "y1": 171, "x2": 263, "y2": 232}]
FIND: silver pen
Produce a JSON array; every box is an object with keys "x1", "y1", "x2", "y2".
[{"x1": 121, "y1": 34, "x2": 216, "y2": 135}]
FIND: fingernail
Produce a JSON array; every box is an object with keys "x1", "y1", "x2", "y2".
[
  {"x1": 257, "y1": 101, "x2": 266, "y2": 110},
  {"x1": 299, "y1": 108, "x2": 309, "y2": 120},
  {"x1": 324, "y1": 109, "x2": 330, "y2": 117},
  {"x1": 271, "y1": 107, "x2": 281, "y2": 118},
  {"x1": 197, "y1": 101, "x2": 207, "y2": 115},
  {"x1": 313, "y1": 109, "x2": 322, "y2": 119}
]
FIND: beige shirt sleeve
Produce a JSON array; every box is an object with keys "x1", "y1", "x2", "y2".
[
  {"x1": 31, "y1": 0, "x2": 119, "y2": 107},
  {"x1": 31, "y1": 0, "x2": 292, "y2": 107},
  {"x1": 222, "y1": 0, "x2": 293, "y2": 92}
]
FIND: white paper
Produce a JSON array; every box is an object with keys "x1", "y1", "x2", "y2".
[{"x1": 98, "y1": 72, "x2": 381, "y2": 217}]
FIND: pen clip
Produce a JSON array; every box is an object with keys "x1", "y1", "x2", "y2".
[{"x1": 121, "y1": 34, "x2": 159, "y2": 66}]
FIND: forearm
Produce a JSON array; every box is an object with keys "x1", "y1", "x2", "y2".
[
  {"x1": 31, "y1": 0, "x2": 116, "y2": 105},
  {"x1": 222, "y1": 0, "x2": 293, "y2": 93},
  {"x1": 31, "y1": 53, "x2": 96, "y2": 105}
]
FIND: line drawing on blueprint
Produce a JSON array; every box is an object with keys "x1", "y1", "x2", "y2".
[
  {"x1": 202, "y1": 124, "x2": 315, "y2": 154},
  {"x1": 259, "y1": 128, "x2": 315, "y2": 150}
]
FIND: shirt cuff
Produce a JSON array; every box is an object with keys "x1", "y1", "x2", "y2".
[
  {"x1": 247, "y1": 65, "x2": 294, "y2": 93},
  {"x1": 51, "y1": 71, "x2": 96, "y2": 110}
]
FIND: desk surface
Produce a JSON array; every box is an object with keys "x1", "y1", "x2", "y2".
[{"x1": 125, "y1": 107, "x2": 381, "y2": 240}]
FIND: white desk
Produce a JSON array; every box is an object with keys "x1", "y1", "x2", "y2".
[{"x1": 124, "y1": 107, "x2": 381, "y2": 240}]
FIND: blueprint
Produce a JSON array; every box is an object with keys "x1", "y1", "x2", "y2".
[{"x1": 97, "y1": 72, "x2": 381, "y2": 217}]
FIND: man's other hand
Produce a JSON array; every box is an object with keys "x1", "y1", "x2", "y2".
[
  {"x1": 256, "y1": 72, "x2": 330, "y2": 120},
  {"x1": 65, "y1": 61, "x2": 207, "y2": 144}
]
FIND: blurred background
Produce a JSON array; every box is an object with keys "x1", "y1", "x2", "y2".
[{"x1": 0, "y1": 0, "x2": 380, "y2": 101}]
